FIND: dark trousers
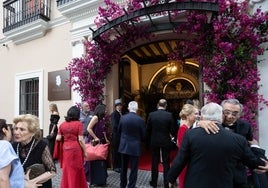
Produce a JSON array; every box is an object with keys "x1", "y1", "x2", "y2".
[
  {"x1": 120, "y1": 154, "x2": 139, "y2": 188},
  {"x1": 151, "y1": 146, "x2": 170, "y2": 188},
  {"x1": 112, "y1": 138, "x2": 121, "y2": 169},
  {"x1": 248, "y1": 172, "x2": 268, "y2": 188}
]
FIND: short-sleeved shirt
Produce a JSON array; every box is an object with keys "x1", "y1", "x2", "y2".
[
  {"x1": 80, "y1": 111, "x2": 94, "y2": 136},
  {"x1": 0, "y1": 140, "x2": 24, "y2": 188}
]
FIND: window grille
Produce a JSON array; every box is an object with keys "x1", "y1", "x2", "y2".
[{"x1": 19, "y1": 77, "x2": 39, "y2": 116}]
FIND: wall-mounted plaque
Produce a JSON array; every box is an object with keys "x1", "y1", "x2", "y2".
[{"x1": 48, "y1": 70, "x2": 71, "y2": 101}]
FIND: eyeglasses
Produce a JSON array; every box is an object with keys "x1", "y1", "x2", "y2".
[{"x1": 223, "y1": 110, "x2": 240, "y2": 117}]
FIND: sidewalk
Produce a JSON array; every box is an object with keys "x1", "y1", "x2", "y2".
[{"x1": 52, "y1": 163, "x2": 165, "y2": 188}]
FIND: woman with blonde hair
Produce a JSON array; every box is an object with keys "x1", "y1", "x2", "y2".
[
  {"x1": 177, "y1": 104, "x2": 199, "y2": 188},
  {"x1": 12, "y1": 114, "x2": 56, "y2": 188},
  {"x1": 0, "y1": 118, "x2": 42, "y2": 188}
]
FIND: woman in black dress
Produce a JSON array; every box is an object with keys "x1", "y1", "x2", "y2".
[
  {"x1": 47, "y1": 103, "x2": 60, "y2": 156},
  {"x1": 12, "y1": 114, "x2": 56, "y2": 188}
]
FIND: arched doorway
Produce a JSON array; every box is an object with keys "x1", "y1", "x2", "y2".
[
  {"x1": 148, "y1": 59, "x2": 199, "y2": 119},
  {"x1": 85, "y1": 1, "x2": 217, "y2": 111},
  {"x1": 119, "y1": 46, "x2": 200, "y2": 120}
]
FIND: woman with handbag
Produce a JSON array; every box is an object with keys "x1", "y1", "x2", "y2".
[
  {"x1": 0, "y1": 118, "x2": 42, "y2": 188},
  {"x1": 46, "y1": 103, "x2": 60, "y2": 157},
  {"x1": 87, "y1": 103, "x2": 110, "y2": 187},
  {"x1": 12, "y1": 114, "x2": 56, "y2": 188},
  {"x1": 55, "y1": 106, "x2": 88, "y2": 188}
]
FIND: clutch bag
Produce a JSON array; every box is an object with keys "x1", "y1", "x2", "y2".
[{"x1": 26, "y1": 163, "x2": 46, "y2": 179}]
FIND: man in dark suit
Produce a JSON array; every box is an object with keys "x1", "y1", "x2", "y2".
[
  {"x1": 111, "y1": 98, "x2": 123, "y2": 173},
  {"x1": 167, "y1": 102, "x2": 268, "y2": 188},
  {"x1": 146, "y1": 99, "x2": 176, "y2": 188},
  {"x1": 221, "y1": 98, "x2": 268, "y2": 188},
  {"x1": 118, "y1": 101, "x2": 146, "y2": 188}
]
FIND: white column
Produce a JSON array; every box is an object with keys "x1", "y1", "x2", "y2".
[{"x1": 256, "y1": 0, "x2": 268, "y2": 152}]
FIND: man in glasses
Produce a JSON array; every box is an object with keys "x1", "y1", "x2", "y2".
[
  {"x1": 221, "y1": 98, "x2": 268, "y2": 188},
  {"x1": 167, "y1": 102, "x2": 268, "y2": 188},
  {"x1": 221, "y1": 99, "x2": 251, "y2": 138}
]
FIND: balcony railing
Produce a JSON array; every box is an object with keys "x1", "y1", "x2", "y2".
[
  {"x1": 3, "y1": 0, "x2": 51, "y2": 33},
  {"x1": 56, "y1": 0, "x2": 74, "y2": 6}
]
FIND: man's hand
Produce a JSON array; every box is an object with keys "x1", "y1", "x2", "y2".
[
  {"x1": 254, "y1": 158, "x2": 268, "y2": 174},
  {"x1": 198, "y1": 120, "x2": 219, "y2": 134},
  {"x1": 248, "y1": 139, "x2": 259, "y2": 146}
]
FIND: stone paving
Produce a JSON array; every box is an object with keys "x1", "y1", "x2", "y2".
[{"x1": 52, "y1": 163, "x2": 165, "y2": 188}]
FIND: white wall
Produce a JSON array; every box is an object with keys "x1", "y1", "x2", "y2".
[{"x1": 256, "y1": 1, "x2": 268, "y2": 153}]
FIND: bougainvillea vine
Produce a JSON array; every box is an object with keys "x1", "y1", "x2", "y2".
[{"x1": 66, "y1": 0, "x2": 268, "y2": 133}]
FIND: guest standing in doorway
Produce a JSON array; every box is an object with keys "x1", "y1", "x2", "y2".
[
  {"x1": 111, "y1": 98, "x2": 123, "y2": 173},
  {"x1": 118, "y1": 101, "x2": 146, "y2": 188},
  {"x1": 146, "y1": 99, "x2": 176, "y2": 188}
]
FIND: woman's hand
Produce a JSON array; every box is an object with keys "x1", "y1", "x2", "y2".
[
  {"x1": 93, "y1": 138, "x2": 100, "y2": 143},
  {"x1": 103, "y1": 132, "x2": 110, "y2": 144},
  {"x1": 24, "y1": 180, "x2": 42, "y2": 188},
  {"x1": 24, "y1": 171, "x2": 42, "y2": 188},
  {"x1": 84, "y1": 151, "x2": 88, "y2": 158},
  {"x1": 92, "y1": 138, "x2": 100, "y2": 146}
]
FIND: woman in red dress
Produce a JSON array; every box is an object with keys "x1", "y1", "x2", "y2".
[
  {"x1": 177, "y1": 104, "x2": 199, "y2": 188},
  {"x1": 56, "y1": 106, "x2": 88, "y2": 188}
]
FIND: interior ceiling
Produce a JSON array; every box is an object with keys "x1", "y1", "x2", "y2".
[{"x1": 125, "y1": 40, "x2": 179, "y2": 65}]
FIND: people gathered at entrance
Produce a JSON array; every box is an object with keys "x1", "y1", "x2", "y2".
[{"x1": 2, "y1": 98, "x2": 268, "y2": 188}]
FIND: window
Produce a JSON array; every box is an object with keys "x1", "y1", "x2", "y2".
[
  {"x1": 15, "y1": 70, "x2": 44, "y2": 129},
  {"x1": 19, "y1": 78, "x2": 39, "y2": 115}
]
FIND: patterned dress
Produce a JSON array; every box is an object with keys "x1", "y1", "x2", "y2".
[{"x1": 13, "y1": 139, "x2": 56, "y2": 188}]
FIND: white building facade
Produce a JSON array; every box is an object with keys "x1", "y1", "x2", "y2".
[{"x1": 0, "y1": 0, "x2": 267, "y2": 152}]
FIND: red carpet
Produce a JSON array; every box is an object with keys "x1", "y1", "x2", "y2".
[{"x1": 138, "y1": 149, "x2": 178, "y2": 172}]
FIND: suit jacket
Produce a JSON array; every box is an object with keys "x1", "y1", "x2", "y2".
[
  {"x1": 167, "y1": 125, "x2": 265, "y2": 188},
  {"x1": 223, "y1": 119, "x2": 253, "y2": 141},
  {"x1": 118, "y1": 112, "x2": 146, "y2": 157},
  {"x1": 146, "y1": 109, "x2": 175, "y2": 148},
  {"x1": 223, "y1": 119, "x2": 254, "y2": 186},
  {"x1": 110, "y1": 110, "x2": 121, "y2": 145},
  {"x1": 251, "y1": 147, "x2": 268, "y2": 188}
]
